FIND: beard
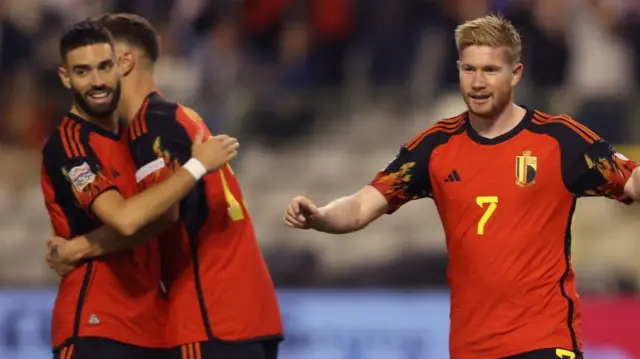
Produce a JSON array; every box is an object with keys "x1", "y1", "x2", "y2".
[
  {"x1": 462, "y1": 90, "x2": 511, "y2": 120},
  {"x1": 72, "y1": 81, "x2": 121, "y2": 118}
]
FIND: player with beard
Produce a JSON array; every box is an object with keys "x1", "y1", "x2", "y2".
[
  {"x1": 41, "y1": 21, "x2": 239, "y2": 359},
  {"x1": 44, "y1": 14, "x2": 283, "y2": 359},
  {"x1": 283, "y1": 15, "x2": 640, "y2": 359}
]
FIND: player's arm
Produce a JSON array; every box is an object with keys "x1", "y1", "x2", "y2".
[
  {"x1": 286, "y1": 136, "x2": 434, "y2": 233},
  {"x1": 623, "y1": 167, "x2": 640, "y2": 201},
  {"x1": 62, "y1": 108, "x2": 227, "y2": 259},
  {"x1": 83, "y1": 132, "x2": 236, "y2": 238},
  {"x1": 556, "y1": 118, "x2": 640, "y2": 203}
]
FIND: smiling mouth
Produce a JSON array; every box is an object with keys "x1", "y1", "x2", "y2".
[
  {"x1": 87, "y1": 90, "x2": 112, "y2": 101},
  {"x1": 469, "y1": 94, "x2": 491, "y2": 100}
]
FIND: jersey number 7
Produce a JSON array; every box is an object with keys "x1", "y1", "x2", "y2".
[
  {"x1": 476, "y1": 196, "x2": 498, "y2": 235},
  {"x1": 555, "y1": 349, "x2": 576, "y2": 359},
  {"x1": 219, "y1": 165, "x2": 245, "y2": 222}
]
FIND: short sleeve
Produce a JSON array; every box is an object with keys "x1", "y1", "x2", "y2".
[
  {"x1": 369, "y1": 138, "x2": 434, "y2": 214},
  {"x1": 556, "y1": 122, "x2": 638, "y2": 204},
  {"x1": 129, "y1": 102, "x2": 211, "y2": 189},
  {"x1": 42, "y1": 139, "x2": 116, "y2": 211}
]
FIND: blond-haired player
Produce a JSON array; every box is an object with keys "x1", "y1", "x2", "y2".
[{"x1": 284, "y1": 15, "x2": 640, "y2": 359}]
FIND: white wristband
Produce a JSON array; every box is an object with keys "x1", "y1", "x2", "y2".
[{"x1": 183, "y1": 158, "x2": 207, "y2": 181}]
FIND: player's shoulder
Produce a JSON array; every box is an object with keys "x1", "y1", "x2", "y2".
[
  {"x1": 42, "y1": 116, "x2": 88, "y2": 162},
  {"x1": 130, "y1": 92, "x2": 181, "y2": 139},
  {"x1": 404, "y1": 111, "x2": 467, "y2": 150},
  {"x1": 529, "y1": 109, "x2": 601, "y2": 145}
]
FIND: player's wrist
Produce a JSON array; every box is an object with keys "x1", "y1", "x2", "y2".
[
  {"x1": 183, "y1": 158, "x2": 207, "y2": 181},
  {"x1": 66, "y1": 238, "x2": 89, "y2": 263}
]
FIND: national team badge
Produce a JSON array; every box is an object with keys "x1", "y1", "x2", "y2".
[
  {"x1": 66, "y1": 162, "x2": 96, "y2": 191},
  {"x1": 515, "y1": 150, "x2": 537, "y2": 187}
]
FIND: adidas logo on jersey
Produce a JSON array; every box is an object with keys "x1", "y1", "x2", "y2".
[
  {"x1": 88, "y1": 314, "x2": 100, "y2": 325},
  {"x1": 444, "y1": 169, "x2": 461, "y2": 183}
]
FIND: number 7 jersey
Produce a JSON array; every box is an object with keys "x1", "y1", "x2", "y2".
[
  {"x1": 128, "y1": 92, "x2": 283, "y2": 346},
  {"x1": 369, "y1": 109, "x2": 638, "y2": 359}
]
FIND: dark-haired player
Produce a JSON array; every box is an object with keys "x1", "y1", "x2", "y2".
[
  {"x1": 46, "y1": 13, "x2": 283, "y2": 359},
  {"x1": 42, "y1": 21, "x2": 239, "y2": 359},
  {"x1": 284, "y1": 15, "x2": 640, "y2": 359}
]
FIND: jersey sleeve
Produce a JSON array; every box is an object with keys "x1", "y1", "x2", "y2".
[
  {"x1": 129, "y1": 104, "x2": 211, "y2": 189},
  {"x1": 369, "y1": 133, "x2": 435, "y2": 214},
  {"x1": 42, "y1": 135, "x2": 116, "y2": 211},
  {"x1": 556, "y1": 119, "x2": 638, "y2": 203}
]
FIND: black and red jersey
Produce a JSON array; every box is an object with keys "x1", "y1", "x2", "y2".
[{"x1": 41, "y1": 113, "x2": 166, "y2": 349}]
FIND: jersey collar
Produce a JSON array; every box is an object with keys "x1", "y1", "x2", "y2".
[{"x1": 465, "y1": 107, "x2": 534, "y2": 145}]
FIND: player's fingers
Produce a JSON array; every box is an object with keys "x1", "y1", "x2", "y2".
[
  {"x1": 285, "y1": 215, "x2": 305, "y2": 228},
  {"x1": 306, "y1": 203, "x2": 319, "y2": 216},
  {"x1": 214, "y1": 134, "x2": 230, "y2": 141},
  {"x1": 226, "y1": 140, "x2": 240, "y2": 151},
  {"x1": 290, "y1": 201, "x2": 301, "y2": 215},
  {"x1": 194, "y1": 130, "x2": 205, "y2": 145}
]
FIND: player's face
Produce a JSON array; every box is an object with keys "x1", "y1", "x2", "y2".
[
  {"x1": 458, "y1": 45, "x2": 523, "y2": 119},
  {"x1": 58, "y1": 43, "x2": 122, "y2": 118}
]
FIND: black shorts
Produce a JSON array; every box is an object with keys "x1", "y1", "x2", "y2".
[
  {"x1": 504, "y1": 348, "x2": 582, "y2": 359},
  {"x1": 168, "y1": 339, "x2": 280, "y2": 359},
  {"x1": 54, "y1": 337, "x2": 167, "y2": 359}
]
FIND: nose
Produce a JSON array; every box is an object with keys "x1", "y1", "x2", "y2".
[
  {"x1": 89, "y1": 70, "x2": 106, "y2": 87},
  {"x1": 471, "y1": 72, "x2": 487, "y2": 91}
]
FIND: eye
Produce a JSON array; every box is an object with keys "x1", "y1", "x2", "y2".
[
  {"x1": 73, "y1": 69, "x2": 87, "y2": 76},
  {"x1": 100, "y1": 62, "x2": 114, "y2": 71},
  {"x1": 462, "y1": 65, "x2": 474, "y2": 72}
]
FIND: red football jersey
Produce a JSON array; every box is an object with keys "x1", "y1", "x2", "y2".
[
  {"x1": 41, "y1": 114, "x2": 166, "y2": 349},
  {"x1": 369, "y1": 109, "x2": 638, "y2": 359},
  {"x1": 128, "y1": 92, "x2": 283, "y2": 346}
]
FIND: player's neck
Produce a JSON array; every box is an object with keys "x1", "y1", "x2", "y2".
[
  {"x1": 121, "y1": 71, "x2": 158, "y2": 121},
  {"x1": 468, "y1": 103, "x2": 526, "y2": 139},
  {"x1": 70, "y1": 106, "x2": 119, "y2": 133}
]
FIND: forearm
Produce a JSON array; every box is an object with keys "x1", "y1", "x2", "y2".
[
  {"x1": 310, "y1": 187, "x2": 388, "y2": 234},
  {"x1": 309, "y1": 196, "x2": 365, "y2": 234},
  {"x1": 627, "y1": 167, "x2": 640, "y2": 201},
  {"x1": 68, "y1": 217, "x2": 173, "y2": 261},
  {"x1": 119, "y1": 168, "x2": 195, "y2": 234}
]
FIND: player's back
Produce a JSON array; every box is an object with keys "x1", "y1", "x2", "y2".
[
  {"x1": 41, "y1": 114, "x2": 166, "y2": 349},
  {"x1": 129, "y1": 92, "x2": 283, "y2": 345}
]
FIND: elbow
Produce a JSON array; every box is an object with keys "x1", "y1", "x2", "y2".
[{"x1": 112, "y1": 217, "x2": 140, "y2": 237}]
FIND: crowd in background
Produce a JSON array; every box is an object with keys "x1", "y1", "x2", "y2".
[{"x1": 1, "y1": 0, "x2": 640, "y2": 292}]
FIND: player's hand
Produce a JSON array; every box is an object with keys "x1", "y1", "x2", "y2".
[
  {"x1": 284, "y1": 196, "x2": 320, "y2": 229},
  {"x1": 191, "y1": 131, "x2": 239, "y2": 172},
  {"x1": 45, "y1": 237, "x2": 78, "y2": 277}
]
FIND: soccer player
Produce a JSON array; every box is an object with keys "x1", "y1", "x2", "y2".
[
  {"x1": 46, "y1": 13, "x2": 283, "y2": 359},
  {"x1": 42, "y1": 21, "x2": 238, "y2": 359},
  {"x1": 283, "y1": 15, "x2": 640, "y2": 359}
]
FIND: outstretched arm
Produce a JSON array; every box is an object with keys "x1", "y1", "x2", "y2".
[
  {"x1": 623, "y1": 167, "x2": 640, "y2": 201},
  {"x1": 285, "y1": 133, "x2": 435, "y2": 233}
]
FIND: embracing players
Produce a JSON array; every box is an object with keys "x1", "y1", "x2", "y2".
[
  {"x1": 46, "y1": 14, "x2": 283, "y2": 359},
  {"x1": 42, "y1": 21, "x2": 238, "y2": 359},
  {"x1": 284, "y1": 15, "x2": 640, "y2": 359}
]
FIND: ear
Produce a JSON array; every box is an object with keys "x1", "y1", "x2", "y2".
[
  {"x1": 58, "y1": 66, "x2": 71, "y2": 89},
  {"x1": 511, "y1": 63, "x2": 524, "y2": 86},
  {"x1": 117, "y1": 52, "x2": 136, "y2": 76},
  {"x1": 456, "y1": 60, "x2": 462, "y2": 71}
]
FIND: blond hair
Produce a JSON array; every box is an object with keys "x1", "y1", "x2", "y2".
[{"x1": 454, "y1": 14, "x2": 521, "y2": 64}]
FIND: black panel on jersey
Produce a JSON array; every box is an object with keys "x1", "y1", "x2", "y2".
[
  {"x1": 128, "y1": 93, "x2": 214, "y2": 339},
  {"x1": 42, "y1": 132, "x2": 102, "y2": 237},
  {"x1": 526, "y1": 112, "x2": 612, "y2": 196}
]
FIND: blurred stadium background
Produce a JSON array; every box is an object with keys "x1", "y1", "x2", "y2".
[{"x1": 1, "y1": 0, "x2": 640, "y2": 358}]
